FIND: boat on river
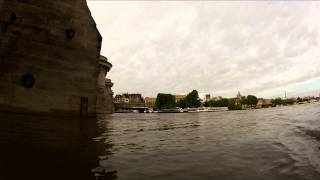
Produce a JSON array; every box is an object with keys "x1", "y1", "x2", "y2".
[
  {"x1": 158, "y1": 108, "x2": 184, "y2": 113},
  {"x1": 158, "y1": 107, "x2": 229, "y2": 113},
  {"x1": 185, "y1": 107, "x2": 229, "y2": 112},
  {"x1": 202, "y1": 107, "x2": 228, "y2": 112}
]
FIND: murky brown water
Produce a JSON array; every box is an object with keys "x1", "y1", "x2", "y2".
[
  {"x1": 0, "y1": 113, "x2": 104, "y2": 180},
  {"x1": 1, "y1": 104, "x2": 320, "y2": 180},
  {"x1": 95, "y1": 103, "x2": 320, "y2": 180}
]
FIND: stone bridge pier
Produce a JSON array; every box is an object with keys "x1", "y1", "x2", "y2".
[
  {"x1": 0, "y1": 0, "x2": 114, "y2": 116},
  {"x1": 96, "y1": 56, "x2": 114, "y2": 114},
  {"x1": 0, "y1": 0, "x2": 115, "y2": 179}
]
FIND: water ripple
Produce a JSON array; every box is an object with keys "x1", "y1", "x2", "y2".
[{"x1": 96, "y1": 104, "x2": 320, "y2": 180}]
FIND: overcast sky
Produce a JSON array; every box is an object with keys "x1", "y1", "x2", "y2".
[{"x1": 87, "y1": 1, "x2": 320, "y2": 98}]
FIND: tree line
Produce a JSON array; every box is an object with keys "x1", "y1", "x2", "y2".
[
  {"x1": 155, "y1": 90, "x2": 310, "y2": 110},
  {"x1": 155, "y1": 90, "x2": 201, "y2": 109},
  {"x1": 155, "y1": 90, "x2": 259, "y2": 110},
  {"x1": 271, "y1": 98, "x2": 295, "y2": 106},
  {"x1": 203, "y1": 94, "x2": 258, "y2": 110}
]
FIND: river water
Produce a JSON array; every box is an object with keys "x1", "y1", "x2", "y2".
[{"x1": 95, "y1": 103, "x2": 320, "y2": 180}]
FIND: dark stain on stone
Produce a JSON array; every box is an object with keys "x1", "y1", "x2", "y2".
[
  {"x1": 66, "y1": 28, "x2": 76, "y2": 39},
  {"x1": 21, "y1": 73, "x2": 36, "y2": 88},
  {"x1": 17, "y1": 0, "x2": 31, "y2": 3},
  {"x1": 9, "y1": 12, "x2": 16, "y2": 24}
]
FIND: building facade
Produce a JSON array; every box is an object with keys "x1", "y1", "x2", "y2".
[
  {"x1": 145, "y1": 97, "x2": 156, "y2": 108},
  {"x1": 175, "y1": 95, "x2": 186, "y2": 102},
  {"x1": 114, "y1": 93, "x2": 145, "y2": 110},
  {"x1": 205, "y1": 94, "x2": 211, "y2": 101},
  {"x1": 256, "y1": 99, "x2": 273, "y2": 108}
]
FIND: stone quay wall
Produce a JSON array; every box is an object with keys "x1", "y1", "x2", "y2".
[{"x1": 0, "y1": 0, "x2": 111, "y2": 116}]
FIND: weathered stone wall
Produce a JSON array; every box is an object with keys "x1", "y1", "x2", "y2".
[
  {"x1": 96, "y1": 56, "x2": 114, "y2": 114},
  {"x1": 0, "y1": 1, "x2": 113, "y2": 178},
  {"x1": 96, "y1": 78, "x2": 114, "y2": 114},
  {"x1": 0, "y1": 0, "x2": 104, "y2": 116}
]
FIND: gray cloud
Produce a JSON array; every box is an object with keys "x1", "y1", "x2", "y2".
[{"x1": 88, "y1": 1, "x2": 320, "y2": 98}]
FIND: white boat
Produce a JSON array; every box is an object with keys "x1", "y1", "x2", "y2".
[
  {"x1": 205, "y1": 107, "x2": 228, "y2": 112},
  {"x1": 158, "y1": 108, "x2": 183, "y2": 113},
  {"x1": 186, "y1": 108, "x2": 200, "y2": 113},
  {"x1": 185, "y1": 107, "x2": 228, "y2": 112}
]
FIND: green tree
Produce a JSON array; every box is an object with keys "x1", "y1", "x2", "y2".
[
  {"x1": 228, "y1": 99, "x2": 236, "y2": 110},
  {"x1": 272, "y1": 97, "x2": 283, "y2": 106},
  {"x1": 228, "y1": 98, "x2": 242, "y2": 110},
  {"x1": 247, "y1": 95, "x2": 258, "y2": 106},
  {"x1": 205, "y1": 98, "x2": 229, "y2": 107},
  {"x1": 297, "y1": 97, "x2": 302, "y2": 103},
  {"x1": 240, "y1": 96, "x2": 247, "y2": 105},
  {"x1": 176, "y1": 99, "x2": 187, "y2": 108},
  {"x1": 203, "y1": 101, "x2": 210, "y2": 107},
  {"x1": 283, "y1": 98, "x2": 294, "y2": 105},
  {"x1": 221, "y1": 98, "x2": 229, "y2": 107},
  {"x1": 155, "y1": 93, "x2": 176, "y2": 109},
  {"x1": 185, "y1": 90, "x2": 201, "y2": 108}
]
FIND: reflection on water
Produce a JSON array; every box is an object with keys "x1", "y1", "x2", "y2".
[
  {"x1": 1, "y1": 104, "x2": 320, "y2": 180},
  {"x1": 97, "y1": 104, "x2": 320, "y2": 180},
  {"x1": 0, "y1": 112, "x2": 115, "y2": 180}
]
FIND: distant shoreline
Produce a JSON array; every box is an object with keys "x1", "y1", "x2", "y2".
[{"x1": 115, "y1": 101, "x2": 320, "y2": 114}]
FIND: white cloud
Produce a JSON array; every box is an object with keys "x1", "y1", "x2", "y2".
[{"x1": 88, "y1": 1, "x2": 320, "y2": 98}]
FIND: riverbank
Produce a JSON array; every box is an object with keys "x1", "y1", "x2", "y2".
[{"x1": 115, "y1": 101, "x2": 320, "y2": 113}]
